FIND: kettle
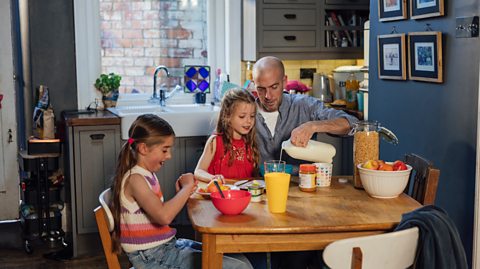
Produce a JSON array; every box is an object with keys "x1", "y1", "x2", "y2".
[
  {"x1": 281, "y1": 139, "x2": 336, "y2": 163},
  {"x1": 312, "y1": 73, "x2": 333, "y2": 103}
]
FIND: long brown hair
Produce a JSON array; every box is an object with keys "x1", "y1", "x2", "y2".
[
  {"x1": 110, "y1": 114, "x2": 175, "y2": 254},
  {"x1": 216, "y1": 88, "x2": 259, "y2": 170}
]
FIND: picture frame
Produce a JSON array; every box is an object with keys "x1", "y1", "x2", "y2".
[
  {"x1": 411, "y1": 0, "x2": 444, "y2": 20},
  {"x1": 377, "y1": 34, "x2": 407, "y2": 80},
  {"x1": 408, "y1": 32, "x2": 443, "y2": 83},
  {"x1": 378, "y1": 0, "x2": 407, "y2": 22}
]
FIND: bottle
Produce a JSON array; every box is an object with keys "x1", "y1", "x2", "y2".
[
  {"x1": 345, "y1": 73, "x2": 359, "y2": 110},
  {"x1": 299, "y1": 164, "x2": 316, "y2": 192},
  {"x1": 281, "y1": 139, "x2": 336, "y2": 163},
  {"x1": 245, "y1": 61, "x2": 253, "y2": 81},
  {"x1": 213, "y1": 68, "x2": 222, "y2": 103}
]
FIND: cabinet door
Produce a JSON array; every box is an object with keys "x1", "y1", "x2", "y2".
[{"x1": 74, "y1": 125, "x2": 120, "y2": 234}]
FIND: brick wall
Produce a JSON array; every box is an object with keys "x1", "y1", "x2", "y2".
[{"x1": 99, "y1": 0, "x2": 208, "y2": 94}]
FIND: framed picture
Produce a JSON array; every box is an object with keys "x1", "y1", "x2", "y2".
[
  {"x1": 408, "y1": 32, "x2": 443, "y2": 83},
  {"x1": 378, "y1": 0, "x2": 407, "y2": 22},
  {"x1": 377, "y1": 34, "x2": 407, "y2": 80},
  {"x1": 411, "y1": 0, "x2": 444, "y2": 20}
]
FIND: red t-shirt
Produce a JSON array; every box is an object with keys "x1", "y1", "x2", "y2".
[{"x1": 207, "y1": 135, "x2": 254, "y2": 179}]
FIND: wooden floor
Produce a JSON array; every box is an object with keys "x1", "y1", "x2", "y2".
[
  {"x1": 0, "y1": 247, "x2": 131, "y2": 269},
  {"x1": 0, "y1": 221, "x2": 195, "y2": 269}
]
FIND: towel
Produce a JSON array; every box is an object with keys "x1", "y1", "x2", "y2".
[{"x1": 394, "y1": 205, "x2": 468, "y2": 269}]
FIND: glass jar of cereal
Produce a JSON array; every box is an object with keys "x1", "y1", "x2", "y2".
[{"x1": 352, "y1": 121, "x2": 398, "y2": 189}]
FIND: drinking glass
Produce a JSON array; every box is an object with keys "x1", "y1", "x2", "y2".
[{"x1": 264, "y1": 160, "x2": 290, "y2": 213}]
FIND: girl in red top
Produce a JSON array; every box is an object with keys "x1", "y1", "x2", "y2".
[{"x1": 195, "y1": 88, "x2": 259, "y2": 182}]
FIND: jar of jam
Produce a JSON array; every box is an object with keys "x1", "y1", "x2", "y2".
[{"x1": 299, "y1": 164, "x2": 316, "y2": 192}]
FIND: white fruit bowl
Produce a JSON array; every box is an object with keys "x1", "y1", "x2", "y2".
[{"x1": 357, "y1": 163, "x2": 412, "y2": 199}]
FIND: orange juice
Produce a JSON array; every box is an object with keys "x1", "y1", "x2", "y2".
[{"x1": 265, "y1": 172, "x2": 291, "y2": 213}]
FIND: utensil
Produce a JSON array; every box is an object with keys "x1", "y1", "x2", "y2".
[
  {"x1": 234, "y1": 179, "x2": 249, "y2": 187},
  {"x1": 213, "y1": 180, "x2": 225, "y2": 198}
]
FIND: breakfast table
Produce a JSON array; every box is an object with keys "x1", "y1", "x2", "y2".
[{"x1": 187, "y1": 176, "x2": 421, "y2": 269}]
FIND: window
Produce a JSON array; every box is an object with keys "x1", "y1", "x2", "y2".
[
  {"x1": 74, "y1": 0, "x2": 239, "y2": 109},
  {"x1": 99, "y1": 0, "x2": 208, "y2": 95}
]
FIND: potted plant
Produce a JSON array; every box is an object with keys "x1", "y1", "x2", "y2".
[{"x1": 94, "y1": 73, "x2": 121, "y2": 108}]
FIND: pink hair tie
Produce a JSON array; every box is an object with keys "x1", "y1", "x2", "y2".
[{"x1": 128, "y1": 138, "x2": 134, "y2": 145}]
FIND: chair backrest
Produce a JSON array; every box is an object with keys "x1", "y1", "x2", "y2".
[
  {"x1": 404, "y1": 153, "x2": 440, "y2": 205},
  {"x1": 94, "y1": 188, "x2": 122, "y2": 269},
  {"x1": 323, "y1": 227, "x2": 419, "y2": 269}
]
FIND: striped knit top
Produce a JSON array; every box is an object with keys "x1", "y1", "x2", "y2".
[{"x1": 120, "y1": 165, "x2": 176, "y2": 253}]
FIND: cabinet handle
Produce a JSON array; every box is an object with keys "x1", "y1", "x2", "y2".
[
  {"x1": 284, "y1": 35, "x2": 297, "y2": 41},
  {"x1": 284, "y1": 14, "x2": 296, "y2": 19},
  {"x1": 90, "y1": 134, "x2": 105, "y2": 140}
]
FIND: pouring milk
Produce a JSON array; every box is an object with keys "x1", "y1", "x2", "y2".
[{"x1": 281, "y1": 139, "x2": 336, "y2": 163}]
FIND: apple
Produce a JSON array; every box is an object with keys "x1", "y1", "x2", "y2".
[
  {"x1": 393, "y1": 160, "x2": 408, "y2": 171},
  {"x1": 362, "y1": 160, "x2": 379, "y2": 170},
  {"x1": 378, "y1": 163, "x2": 394, "y2": 171}
]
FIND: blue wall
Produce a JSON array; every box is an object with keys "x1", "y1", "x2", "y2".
[{"x1": 369, "y1": 0, "x2": 479, "y2": 265}]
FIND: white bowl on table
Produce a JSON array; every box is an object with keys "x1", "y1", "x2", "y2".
[{"x1": 357, "y1": 163, "x2": 412, "y2": 199}]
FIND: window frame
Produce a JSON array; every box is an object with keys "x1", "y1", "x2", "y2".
[{"x1": 74, "y1": 0, "x2": 241, "y2": 109}]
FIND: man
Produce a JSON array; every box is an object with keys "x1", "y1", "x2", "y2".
[
  {"x1": 253, "y1": 56, "x2": 358, "y2": 167},
  {"x1": 253, "y1": 56, "x2": 359, "y2": 269}
]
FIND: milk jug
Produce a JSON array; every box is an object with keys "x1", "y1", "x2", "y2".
[{"x1": 281, "y1": 139, "x2": 336, "y2": 163}]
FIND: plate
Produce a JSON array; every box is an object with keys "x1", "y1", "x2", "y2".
[
  {"x1": 236, "y1": 180, "x2": 265, "y2": 190},
  {"x1": 195, "y1": 184, "x2": 239, "y2": 199}
]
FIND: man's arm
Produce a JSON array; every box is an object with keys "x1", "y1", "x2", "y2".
[{"x1": 290, "y1": 117, "x2": 351, "y2": 147}]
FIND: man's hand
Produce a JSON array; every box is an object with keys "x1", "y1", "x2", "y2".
[
  {"x1": 290, "y1": 118, "x2": 352, "y2": 147},
  {"x1": 290, "y1": 122, "x2": 315, "y2": 147}
]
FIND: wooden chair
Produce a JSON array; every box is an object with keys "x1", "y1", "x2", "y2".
[
  {"x1": 94, "y1": 188, "x2": 132, "y2": 269},
  {"x1": 404, "y1": 153, "x2": 440, "y2": 205},
  {"x1": 323, "y1": 227, "x2": 419, "y2": 269}
]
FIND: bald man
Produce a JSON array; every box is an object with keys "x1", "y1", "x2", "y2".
[{"x1": 253, "y1": 56, "x2": 358, "y2": 168}]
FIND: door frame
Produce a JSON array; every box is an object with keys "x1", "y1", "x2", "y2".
[{"x1": 473, "y1": 59, "x2": 480, "y2": 269}]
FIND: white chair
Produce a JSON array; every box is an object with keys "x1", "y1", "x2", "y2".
[
  {"x1": 94, "y1": 188, "x2": 133, "y2": 269},
  {"x1": 323, "y1": 227, "x2": 419, "y2": 269}
]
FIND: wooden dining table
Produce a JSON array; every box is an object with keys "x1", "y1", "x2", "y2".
[{"x1": 187, "y1": 176, "x2": 421, "y2": 269}]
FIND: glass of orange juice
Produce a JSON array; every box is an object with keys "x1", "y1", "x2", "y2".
[{"x1": 264, "y1": 161, "x2": 291, "y2": 213}]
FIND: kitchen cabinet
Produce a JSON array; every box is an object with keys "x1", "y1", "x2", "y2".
[
  {"x1": 250, "y1": 0, "x2": 369, "y2": 60},
  {"x1": 66, "y1": 124, "x2": 121, "y2": 257}
]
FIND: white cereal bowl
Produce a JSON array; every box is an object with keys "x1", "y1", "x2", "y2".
[{"x1": 357, "y1": 163, "x2": 412, "y2": 199}]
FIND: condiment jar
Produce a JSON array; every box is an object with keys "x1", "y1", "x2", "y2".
[
  {"x1": 352, "y1": 121, "x2": 398, "y2": 189},
  {"x1": 299, "y1": 164, "x2": 316, "y2": 192}
]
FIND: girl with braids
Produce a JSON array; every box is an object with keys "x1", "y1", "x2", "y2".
[
  {"x1": 195, "y1": 88, "x2": 259, "y2": 183},
  {"x1": 110, "y1": 114, "x2": 252, "y2": 269}
]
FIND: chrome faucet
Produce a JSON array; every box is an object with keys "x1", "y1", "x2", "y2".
[
  {"x1": 152, "y1": 65, "x2": 183, "y2": 106},
  {"x1": 153, "y1": 65, "x2": 170, "y2": 106}
]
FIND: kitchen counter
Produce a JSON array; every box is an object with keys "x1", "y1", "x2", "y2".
[{"x1": 63, "y1": 110, "x2": 120, "y2": 126}]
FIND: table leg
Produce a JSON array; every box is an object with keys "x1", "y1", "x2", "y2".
[{"x1": 202, "y1": 233, "x2": 222, "y2": 269}]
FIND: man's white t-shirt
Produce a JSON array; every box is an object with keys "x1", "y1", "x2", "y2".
[{"x1": 259, "y1": 110, "x2": 279, "y2": 137}]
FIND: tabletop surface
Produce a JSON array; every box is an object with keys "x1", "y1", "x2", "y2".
[{"x1": 187, "y1": 177, "x2": 421, "y2": 235}]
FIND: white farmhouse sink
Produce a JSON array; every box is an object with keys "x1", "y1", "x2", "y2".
[{"x1": 108, "y1": 104, "x2": 220, "y2": 139}]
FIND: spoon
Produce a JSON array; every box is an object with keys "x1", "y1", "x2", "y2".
[{"x1": 213, "y1": 180, "x2": 225, "y2": 198}]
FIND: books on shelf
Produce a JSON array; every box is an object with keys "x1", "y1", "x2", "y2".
[{"x1": 329, "y1": 11, "x2": 353, "y2": 46}]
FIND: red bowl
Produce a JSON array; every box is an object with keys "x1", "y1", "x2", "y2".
[{"x1": 210, "y1": 190, "x2": 251, "y2": 215}]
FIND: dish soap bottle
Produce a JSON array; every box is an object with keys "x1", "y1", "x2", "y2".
[
  {"x1": 345, "y1": 73, "x2": 359, "y2": 110},
  {"x1": 213, "y1": 68, "x2": 222, "y2": 103}
]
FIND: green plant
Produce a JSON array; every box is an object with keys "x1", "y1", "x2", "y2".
[{"x1": 94, "y1": 73, "x2": 122, "y2": 95}]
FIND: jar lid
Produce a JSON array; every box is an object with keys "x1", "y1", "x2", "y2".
[{"x1": 300, "y1": 164, "x2": 316, "y2": 172}]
